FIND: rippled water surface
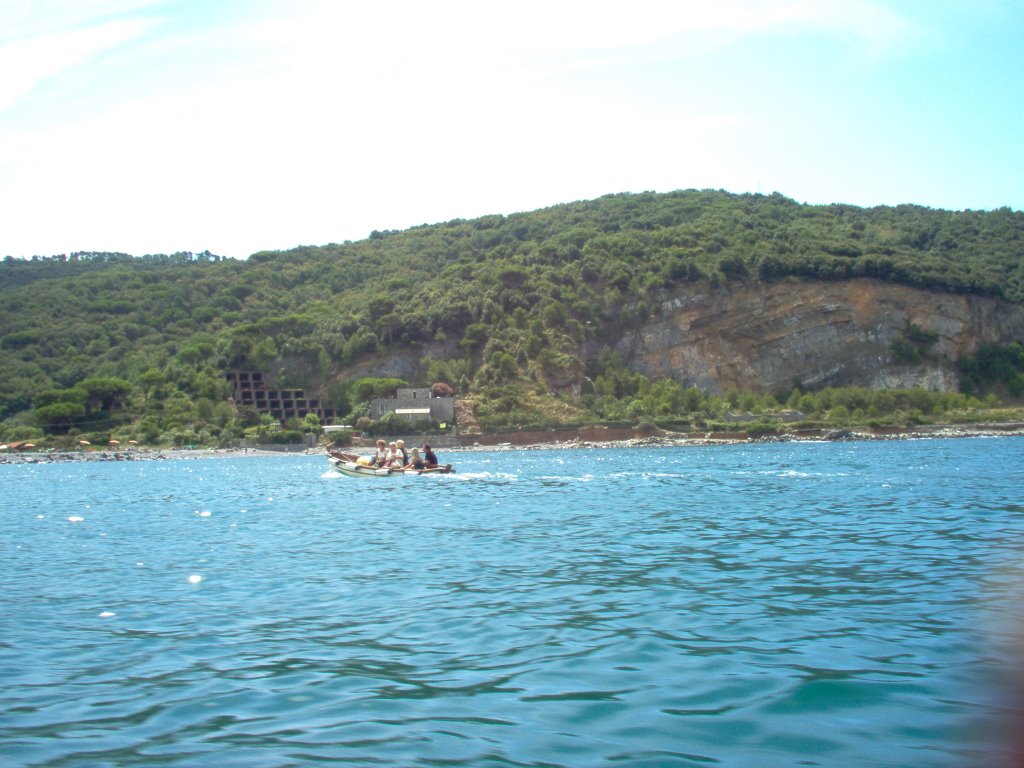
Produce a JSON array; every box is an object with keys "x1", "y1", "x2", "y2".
[{"x1": 3, "y1": 438, "x2": 1024, "y2": 767}]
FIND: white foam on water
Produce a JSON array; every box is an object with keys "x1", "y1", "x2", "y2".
[
  {"x1": 99, "y1": 611, "x2": 115, "y2": 618},
  {"x1": 67, "y1": 516, "x2": 84, "y2": 523},
  {"x1": 196, "y1": 510, "x2": 212, "y2": 517},
  {"x1": 458, "y1": 471, "x2": 517, "y2": 481},
  {"x1": 188, "y1": 574, "x2": 203, "y2": 584}
]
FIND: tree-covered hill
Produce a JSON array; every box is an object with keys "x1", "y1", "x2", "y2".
[{"x1": 2, "y1": 190, "x2": 1022, "y2": 444}]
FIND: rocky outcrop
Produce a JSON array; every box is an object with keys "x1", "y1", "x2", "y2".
[
  {"x1": 453, "y1": 399, "x2": 481, "y2": 434},
  {"x1": 613, "y1": 278, "x2": 1024, "y2": 394},
  {"x1": 322, "y1": 278, "x2": 1022, "y2": 398},
  {"x1": 317, "y1": 340, "x2": 460, "y2": 398}
]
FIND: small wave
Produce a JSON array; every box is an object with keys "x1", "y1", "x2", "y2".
[
  {"x1": 775, "y1": 469, "x2": 819, "y2": 478},
  {"x1": 452, "y1": 471, "x2": 519, "y2": 482},
  {"x1": 3, "y1": 439, "x2": 1021, "y2": 768}
]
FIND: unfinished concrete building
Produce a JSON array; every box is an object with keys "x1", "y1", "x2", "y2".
[{"x1": 225, "y1": 371, "x2": 336, "y2": 424}]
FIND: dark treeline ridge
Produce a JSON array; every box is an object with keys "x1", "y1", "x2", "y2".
[
  {"x1": 2, "y1": 190, "x2": 1022, "y2": 446},
  {"x1": 1, "y1": 250, "x2": 225, "y2": 289}
]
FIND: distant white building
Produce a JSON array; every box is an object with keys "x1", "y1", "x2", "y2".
[{"x1": 370, "y1": 388, "x2": 455, "y2": 424}]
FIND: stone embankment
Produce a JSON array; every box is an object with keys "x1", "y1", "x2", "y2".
[
  {"x1": 0, "y1": 450, "x2": 151, "y2": 465},
  {"x1": 0, "y1": 448, "x2": 316, "y2": 465}
]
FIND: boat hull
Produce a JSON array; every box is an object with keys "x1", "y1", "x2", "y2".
[
  {"x1": 327, "y1": 457, "x2": 454, "y2": 477},
  {"x1": 328, "y1": 458, "x2": 393, "y2": 477}
]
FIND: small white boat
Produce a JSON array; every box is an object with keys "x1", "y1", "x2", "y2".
[
  {"x1": 327, "y1": 452, "x2": 454, "y2": 478},
  {"x1": 328, "y1": 457, "x2": 396, "y2": 478}
]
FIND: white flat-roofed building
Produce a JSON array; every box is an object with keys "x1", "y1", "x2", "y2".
[{"x1": 370, "y1": 389, "x2": 454, "y2": 423}]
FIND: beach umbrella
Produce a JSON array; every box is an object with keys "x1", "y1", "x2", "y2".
[
  {"x1": 128, "y1": 440, "x2": 139, "y2": 445},
  {"x1": 79, "y1": 440, "x2": 91, "y2": 446},
  {"x1": 108, "y1": 439, "x2": 120, "y2": 446},
  {"x1": 0, "y1": 444, "x2": 7, "y2": 450},
  {"x1": 22, "y1": 443, "x2": 35, "y2": 449}
]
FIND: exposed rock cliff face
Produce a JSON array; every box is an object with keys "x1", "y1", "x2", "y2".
[
  {"x1": 614, "y1": 279, "x2": 1024, "y2": 394},
  {"x1": 328, "y1": 278, "x2": 1023, "y2": 398}
]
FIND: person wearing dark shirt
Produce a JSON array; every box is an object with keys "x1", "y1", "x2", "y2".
[{"x1": 422, "y1": 444, "x2": 439, "y2": 468}]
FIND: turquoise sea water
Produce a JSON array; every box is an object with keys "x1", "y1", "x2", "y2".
[{"x1": 2, "y1": 438, "x2": 1023, "y2": 767}]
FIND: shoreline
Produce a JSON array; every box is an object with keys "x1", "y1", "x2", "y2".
[
  {"x1": 1, "y1": 423, "x2": 1022, "y2": 464},
  {"x1": 0, "y1": 447, "x2": 301, "y2": 465},
  {"x1": 459, "y1": 421, "x2": 1024, "y2": 449}
]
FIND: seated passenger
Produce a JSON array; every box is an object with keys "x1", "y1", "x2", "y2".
[
  {"x1": 422, "y1": 444, "x2": 439, "y2": 468},
  {"x1": 395, "y1": 439, "x2": 409, "y2": 466},
  {"x1": 373, "y1": 439, "x2": 388, "y2": 467},
  {"x1": 406, "y1": 447, "x2": 426, "y2": 470},
  {"x1": 383, "y1": 441, "x2": 402, "y2": 467}
]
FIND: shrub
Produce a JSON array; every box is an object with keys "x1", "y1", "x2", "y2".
[
  {"x1": 745, "y1": 422, "x2": 780, "y2": 438},
  {"x1": 329, "y1": 429, "x2": 353, "y2": 446}
]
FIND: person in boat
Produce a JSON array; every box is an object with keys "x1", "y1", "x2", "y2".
[
  {"x1": 373, "y1": 439, "x2": 388, "y2": 467},
  {"x1": 422, "y1": 444, "x2": 439, "y2": 468},
  {"x1": 383, "y1": 441, "x2": 404, "y2": 467},
  {"x1": 395, "y1": 439, "x2": 409, "y2": 466},
  {"x1": 405, "y1": 447, "x2": 426, "y2": 470}
]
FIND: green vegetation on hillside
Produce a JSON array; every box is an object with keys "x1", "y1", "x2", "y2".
[{"x1": 2, "y1": 190, "x2": 1022, "y2": 446}]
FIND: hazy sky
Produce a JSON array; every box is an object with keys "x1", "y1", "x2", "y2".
[{"x1": 1, "y1": 0, "x2": 1020, "y2": 259}]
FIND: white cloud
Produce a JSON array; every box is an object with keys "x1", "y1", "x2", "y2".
[
  {"x1": 0, "y1": 1, "x2": 967, "y2": 259},
  {"x1": 0, "y1": 18, "x2": 155, "y2": 111},
  {"x1": 767, "y1": 0, "x2": 918, "y2": 56},
  {"x1": 246, "y1": 0, "x2": 917, "y2": 78}
]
